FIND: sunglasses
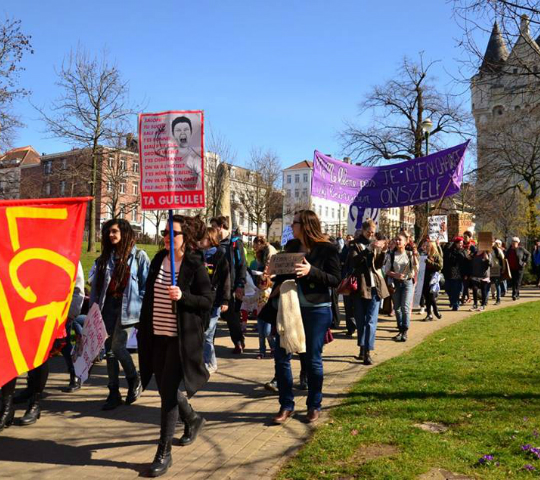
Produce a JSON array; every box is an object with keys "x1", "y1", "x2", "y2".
[{"x1": 161, "y1": 230, "x2": 183, "y2": 237}]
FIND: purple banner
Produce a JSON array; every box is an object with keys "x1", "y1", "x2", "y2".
[{"x1": 312, "y1": 141, "x2": 469, "y2": 208}]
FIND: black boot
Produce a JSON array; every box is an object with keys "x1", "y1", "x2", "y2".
[
  {"x1": 19, "y1": 394, "x2": 41, "y2": 426},
  {"x1": 178, "y1": 412, "x2": 206, "y2": 446},
  {"x1": 363, "y1": 350, "x2": 374, "y2": 366},
  {"x1": 125, "y1": 373, "x2": 141, "y2": 405},
  {"x1": 102, "y1": 387, "x2": 122, "y2": 411},
  {"x1": 0, "y1": 395, "x2": 15, "y2": 431},
  {"x1": 298, "y1": 372, "x2": 308, "y2": 390},
  {"x1": 148, "y1": 439, "x2": 172, "y2": 477},
  {"x1": 66, "y1": 372, "x2": 81, "y2": 393},
  {"x1": 13, "y1": 388, "x2": 32, "y2": 405}
]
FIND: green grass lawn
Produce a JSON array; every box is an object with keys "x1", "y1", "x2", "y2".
[{"x1": 278, "y1": 301, "x2": 540, "y2": 480}]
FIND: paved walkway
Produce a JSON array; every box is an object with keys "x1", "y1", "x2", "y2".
[{"x1": 1, "y1": 288, "x2": 539, "y2": 480}]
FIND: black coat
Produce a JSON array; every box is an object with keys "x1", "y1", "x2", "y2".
[{"x1": 137, "y1": 249, "x2": 213, "y2": 398}]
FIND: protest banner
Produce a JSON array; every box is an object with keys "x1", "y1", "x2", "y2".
[
  {"x1": 478, "y1": 232, "x2": 493, "y2": 252},
  {"x1": 413, "y1": 255, "x2": 427, "y2": 309},
  {"x1": 73, "y1": 304, "x2": 107, "y2": 384},
  {"x1": 138, "y1": 110, "x2": 205, "y2": 210},
  {"x1": 268, "y1": 253, "x2": 305, "y2": 276},
  {"x1": 428, "y1": 215, "x2": 448, "y2": 242},
  {"x1": 0, "y1": 197, "x2": 90, "y2": 387},
  {"x1": 312, "y1": 142, "x2": 469, "y2": 214},
  {"x1": 281, "y1": 225, "x2": 294, "y2": 246}
]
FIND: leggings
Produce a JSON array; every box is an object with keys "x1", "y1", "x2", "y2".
[{"x1": 152, "y1": 335, "x2": 185, "y2": 441}]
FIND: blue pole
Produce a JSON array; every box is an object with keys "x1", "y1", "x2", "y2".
[{"x1": 168, "y1": 209, "x2": 177, "y2": 314}]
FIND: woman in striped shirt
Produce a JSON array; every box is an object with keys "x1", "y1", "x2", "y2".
[{"x1": 137, "y1": 215, "x2": 213, "y2": 478}]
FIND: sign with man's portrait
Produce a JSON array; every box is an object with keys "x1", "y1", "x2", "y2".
[{"x1": 138, "y1": 110, "x2": 205, "y2": 210}]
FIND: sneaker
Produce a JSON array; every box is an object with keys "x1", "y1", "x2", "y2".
[
  {"x1": 264, "y1": 380, "x2": 278, "y2": 392},
  {"x1": 393, "y1": 333, "x2": 403, "y2": 342},
  {"x1": 470, "y1": 305, "x2": 478, "y2": 312},
  {"x1": 206, "y1": 364, "x2": 218, "y2": 374},
  {"x1": 256, "y1": 354, "x2": 264, "y2": 359},
  {"x1": 478, "y1": 306, "x2": 485, "y2": 311}
]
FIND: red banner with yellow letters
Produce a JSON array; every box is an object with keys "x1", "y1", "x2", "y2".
[{"x1": 0, "y1": 197, "x2": 90, "y2": 387}]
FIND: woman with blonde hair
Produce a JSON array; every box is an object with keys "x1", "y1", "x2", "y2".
[{"x1": 422, "y1": 241, "x2": 443, "y2": 321}]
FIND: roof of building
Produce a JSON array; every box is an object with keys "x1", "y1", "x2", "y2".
[
  {"x1": 0, "y1": 145, "x2": 41, "y2": 166},
  {"x1": 480, "y1": 22, "x2": 509, "y2": 73},
  {"x1": 284, "y1": 160, "x2": 313, "y2": 171}
]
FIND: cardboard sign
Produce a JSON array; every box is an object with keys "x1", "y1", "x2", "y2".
[
  {"x1": 478, "y1": 232, "x2": 493, "y2": 252},
  {"x1": 138, "y1": 110, "x2": 205, "y2": 210},
  {"x1": 268, "y1": 253, "x2": 305, "y2": 276},
  {"x1": 428, "y1": 215, "x2": 448, "y2": 242},
  {"x1": 73, "y1": 304, "x2": 107, "y2": 384}
]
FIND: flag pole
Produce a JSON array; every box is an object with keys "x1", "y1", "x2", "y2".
[{"x1": 168, "y1": 209, "x2": 177, "y2": 314}]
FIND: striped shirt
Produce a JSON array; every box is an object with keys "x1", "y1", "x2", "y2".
[{"x1": 153, "y1": 257, "x2": 181, "y2": 337}]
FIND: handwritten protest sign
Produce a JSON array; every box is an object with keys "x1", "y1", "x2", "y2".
[
  {"x1": 268, "y1": 253, "x2": 305, "y2": 276},
  {"x1": 312, "y1": 142, "x2": 469, "y2": 208},
  {"x1": 138, "y1": 110, "x2": 204, "y2": 210},
  {"x1": 478, "y1": 232, "x2": 493, "y2": 252},
  {"x1": 73, "y1": 304, "x2": 107, "y2": 384},
  {"x1": 428, "y1": 215, "x2": 448, "y2": 242}
]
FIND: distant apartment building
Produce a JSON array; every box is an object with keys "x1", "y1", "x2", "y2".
[{"x1": 0, "y1": 146, "x2": 40, "y2": 199}]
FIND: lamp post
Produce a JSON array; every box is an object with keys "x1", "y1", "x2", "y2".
[{"x1": 420, "y1": 118, "x2": 433, "y2": 223}]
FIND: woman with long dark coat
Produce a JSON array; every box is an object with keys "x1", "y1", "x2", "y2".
[{"x1": 137, "y1": 215, "x2": 213, "y2": 477}]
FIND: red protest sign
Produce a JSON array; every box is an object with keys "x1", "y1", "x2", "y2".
[
  {"x1": 138, "y1": 110, "x2": 205, "y2": 210},
  {"x1": 0, "y1": 197, "x2": 89, "y2": 387}
]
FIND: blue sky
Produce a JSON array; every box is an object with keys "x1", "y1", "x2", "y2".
[{"x1": 5, "y1": 0, "x2": 487, "y2": 168}]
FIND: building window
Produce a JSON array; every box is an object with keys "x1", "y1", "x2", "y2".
[
  {"x1": 43, "y1": 161, "x2": 52, "y2": 175},
  {"x1": 295, "y1": 189, "x2": 299, "y2": 199},
  {"x1": 302, "y1": 188, "x2": 307, "y2": 197},
  {"x1": 303, "y1": 173, "x2": 308, "y2": 182},
  {"x1": 108, "y1": 155, "x2": 114, "y2": 168},
  {"x1": 44, "y1": 182, "x2": 51, "y2": 195},
  {"x1": 133, "y1": 161, "x2": 139, "y2": 173},
  {"x1": 133, "y1": 182, "x2": 139, "y2": 195},
  {"x1": 119, "y1": 209, "x2": 125, "y2": 219},
  {"x1": 239, "y1": 211, "x2": 245, "y2": 225},
  {"x1": 513, "y1": 68, "x2": 518, "y2": 74},
  {"x1": 287, "y1": 175, "x2": 292, "y2": 184},
  {"x1": 331, "y1": 208, "x2": 335, "y2": 218},
  {"x1": 60, "y1": 180, "x2": 66, "y2": 196},
  {"x1": 286, "y1": 189, "x2": 291, "y2": 198},
  {"x1": 325, "y1": 206, "x2": 329, "y2": 217},
  {"x1": 120, "y1": 157, "x2": 127, "y2": 171},
  {"x1": 107, "y1": 181, "x2": 112, "y2": 192},
  {"x1": 295, "y1": 174, "x2": 300, "y2": 183},
  {"x1": 318, "y1": 205, "x2": 322, "y2": 216},
  {"x1": 131, "y1": 207, "x2": 138, "y2": 222},
  {"x1": 62, "y1": 158, "x2": 67, "y2": 169},
  {"x1": 120, "y1": 182, "x2": 126, "y2": 194}
]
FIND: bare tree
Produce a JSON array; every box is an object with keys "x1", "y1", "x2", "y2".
[
  {"x1": 478, "y1": 111, "x2": 540, "y2": 240},
  {"x1": 341, "y1": 54, "x2": 472, "y2": 164},
  {"x1": 0, "y1": 17, "x2": 33, "y2": 151},
  {"x1": 238, "y1": 148, "x2": 282, "y2": 235},
  {"x1": 204, "y1": 130, "x2": 236, "y2": 220},
  {"x1": 144, "y1": 209, "x2": 168, "y2": 243},
  {"x1": 35, "y1": 48, "x2": 138, "y2": 252}
]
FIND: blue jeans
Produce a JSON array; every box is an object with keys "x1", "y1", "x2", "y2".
[
  {"x1": 491, "y1": 277, "x2": 501, "y2": 302},
  {"x1": 257, "y1": 317, "x2": 275, "y2": 355},
  {"x1": 353, "y1": 288, "x2": 381, "y2": 351},
  {"x1": 392, "y1": 279, "x2": 414, "y2": 332},
  {"x1": 274, "y1": 306, "x2": 332, "y2": 411},
  {"x1": 204, "y1": 306, "x2": 221, "y2": 369},
  {"x1": 447, "y1": 279, "x2": 463, "y2": 309},
  {"x1": 105, "y1": 321, "x2": 137, "y2": 389}
]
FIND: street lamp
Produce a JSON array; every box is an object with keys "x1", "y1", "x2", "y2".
[{"x1": 420, "y1": 118, "x2": 433, "y2": 223}]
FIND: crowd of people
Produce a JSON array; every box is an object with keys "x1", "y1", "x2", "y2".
[{"x1": 0, "y1": 210, "x2": 537, "y2": 478}]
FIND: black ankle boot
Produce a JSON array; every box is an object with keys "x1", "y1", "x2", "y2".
[
  {"x1": 20, "y1": 393, "x2": 41, "y2": 426},
  {"x1": 178, "y1": 412, "x2": 206, "y2": 446},
  {"x1": 0, "y1": 395, "x2": 15, "y2": 431},
  {"x1": 363, "y1": 350, "x2": 374, "y2": 366},
  {"x1": 66, "y1": 372, "x2": 81, "y2": 393},
  {"x1": 148, "y1": 438, "x2": 172, "y2": 477},
  {"x1": 102, "y1": 387, "x2": 122, "y2": 411},
  {"x1": 298, "y1": 373, "x2": 308, "y2": 390},
  {"x1": 125, "y1": 373, "x2": 141, "y2": 405}
]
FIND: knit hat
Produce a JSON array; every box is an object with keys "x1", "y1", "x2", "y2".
[
  {"x1": 494, "y1": 239, "x2": 502, "y2": 246},
  {"x1": 453, "y1": 236, "x2": 464, "y2": 243},
  {"x1": 512, "y1": 236, "x2": 520, "y2": 243}
]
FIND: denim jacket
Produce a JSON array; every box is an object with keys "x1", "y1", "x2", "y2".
[{"x1": 89, "y1": 246, "x2": 150, "y2": 327}]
